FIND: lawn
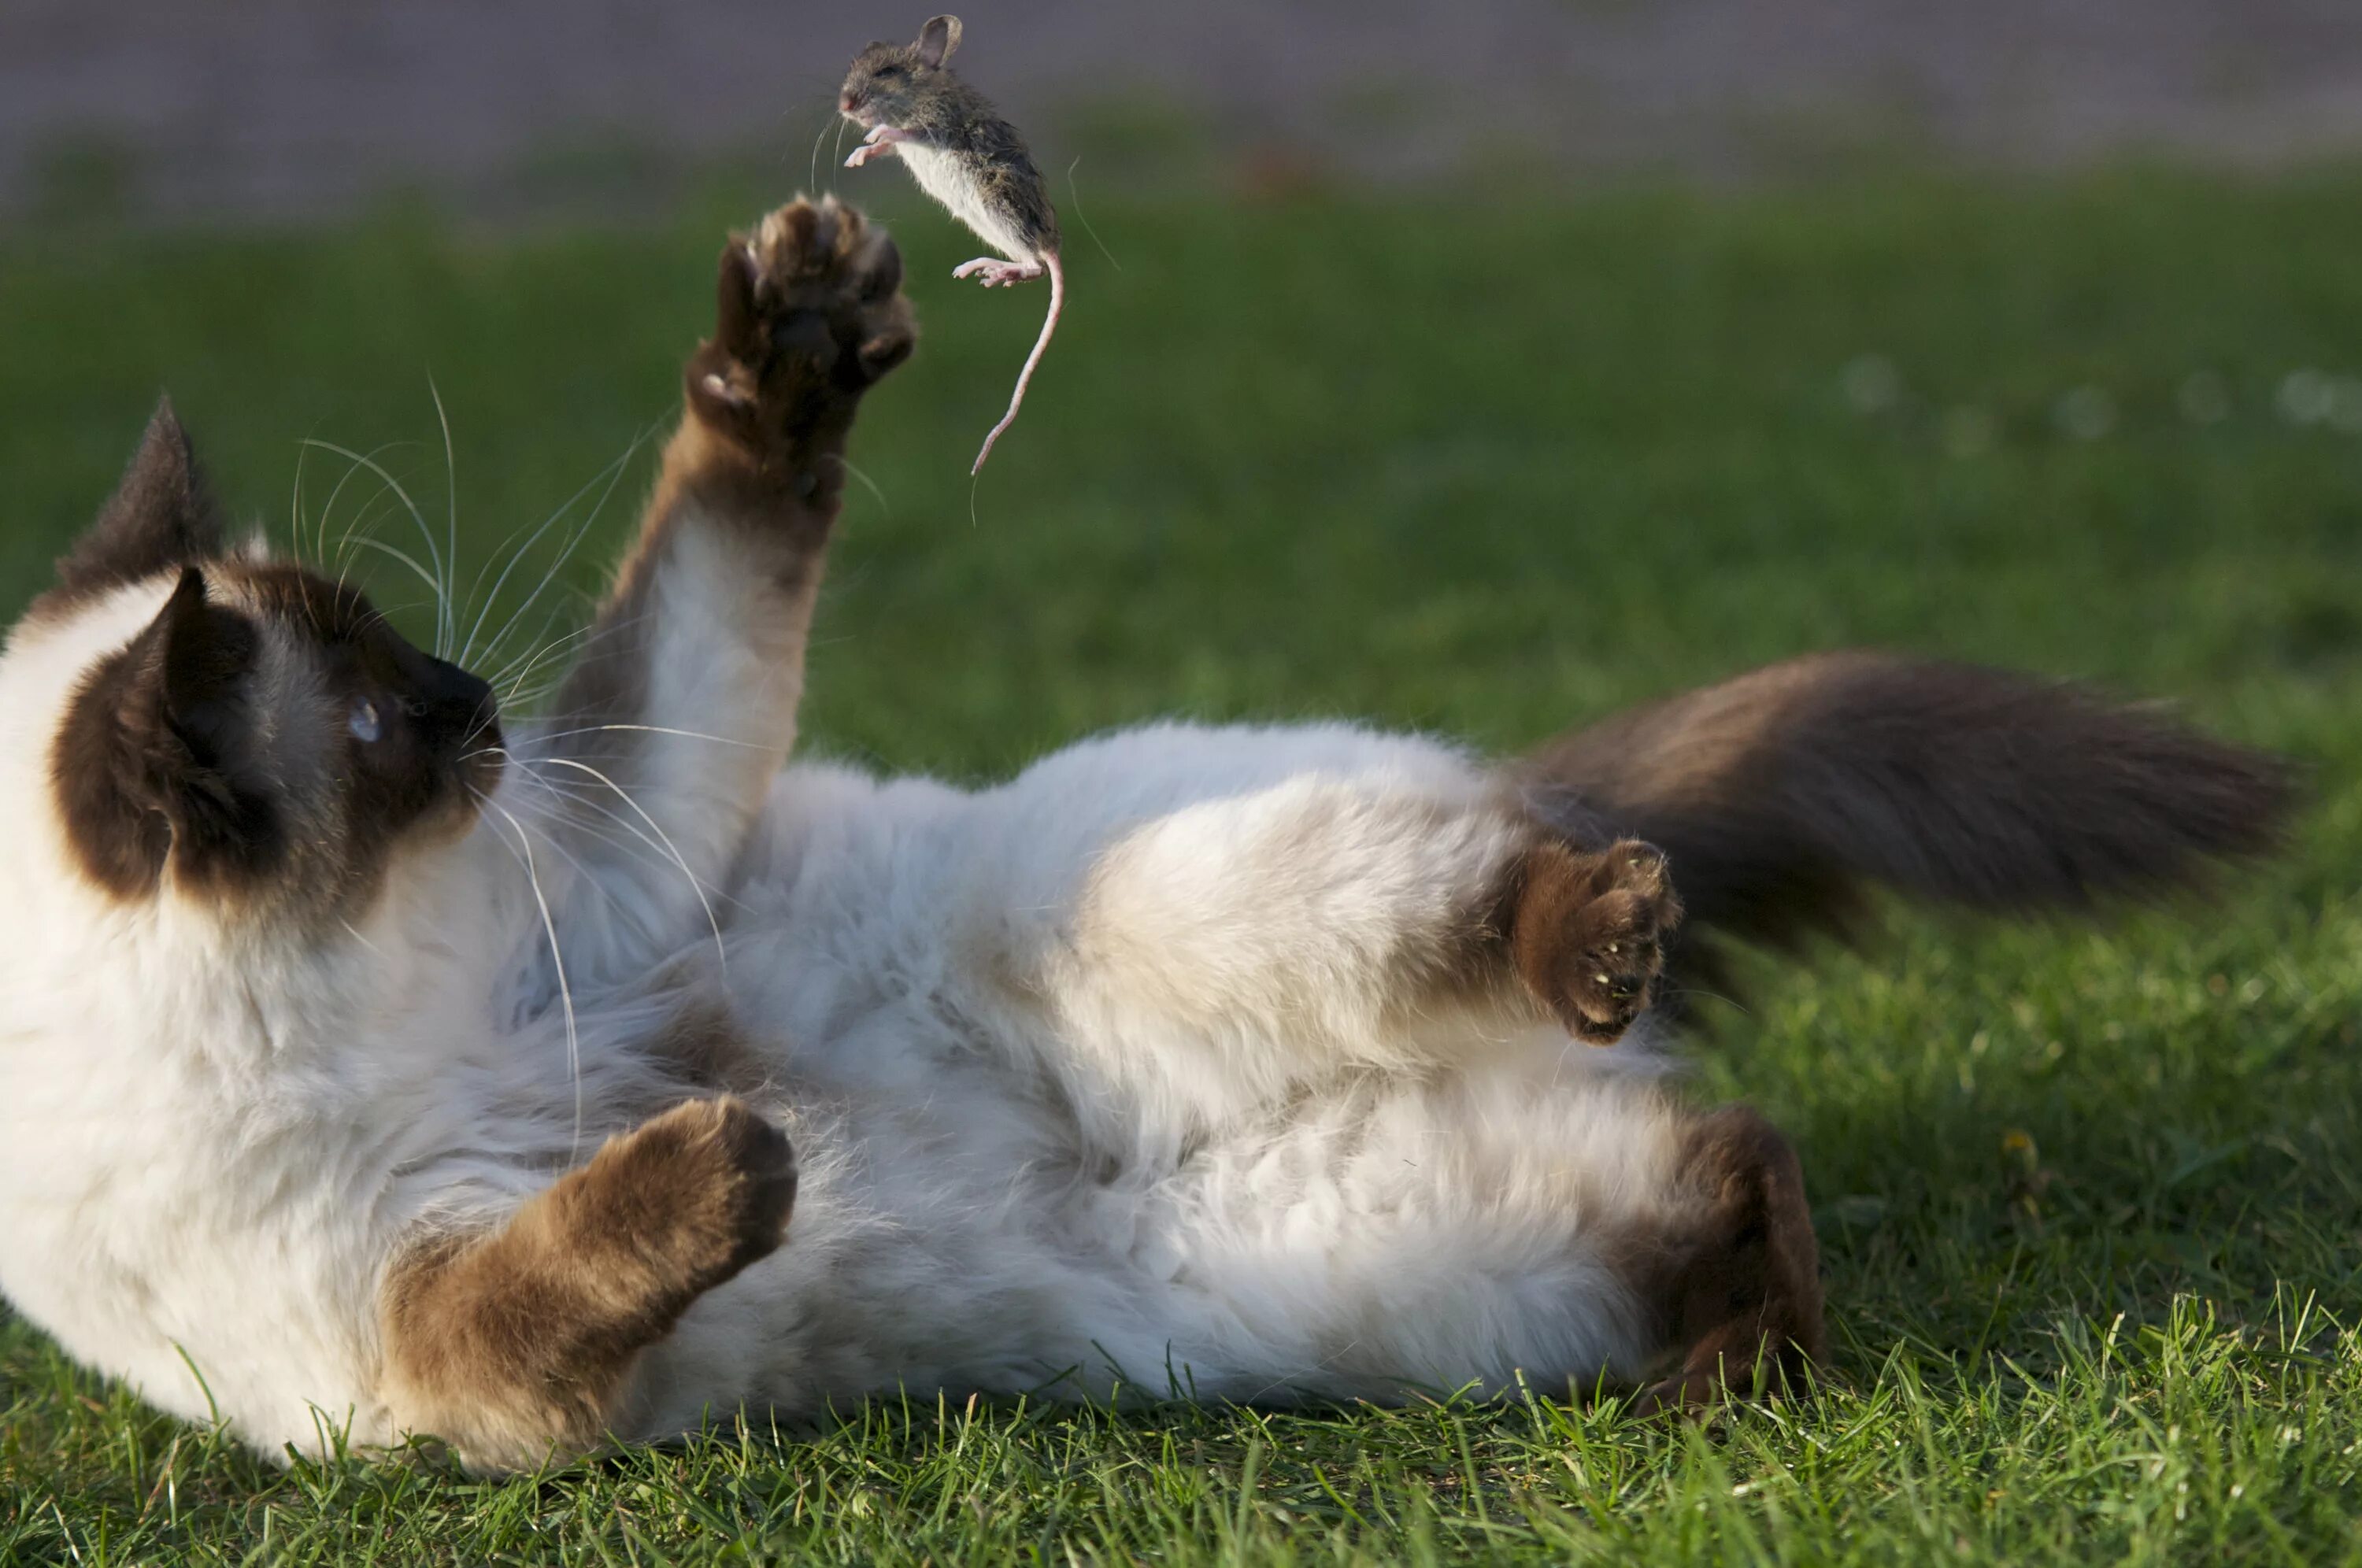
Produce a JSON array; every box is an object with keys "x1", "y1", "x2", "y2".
[{"x1": 2, "y1": 168, "x2": 2360, "y2": 1564}]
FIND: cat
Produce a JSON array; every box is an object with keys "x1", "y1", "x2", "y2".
[{"x1": 0, "y1": 198, "x2": 2291, "y2": 1474}]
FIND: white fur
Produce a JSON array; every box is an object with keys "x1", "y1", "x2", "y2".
[
  {"x1": 895, "y1": 142, "x2": 1041, "y2": 266},
  {"x1": 0, "y1": 575, "x2": 1693, "y2": 1463}
]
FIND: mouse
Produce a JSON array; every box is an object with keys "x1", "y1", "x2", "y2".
[{"x1": 840, "y1": 15, "x2": 1062, "y2": 475}]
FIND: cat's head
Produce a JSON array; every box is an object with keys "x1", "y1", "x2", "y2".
[{"x1": 8, "y1": 400, "x2": 502, "y2": 923}]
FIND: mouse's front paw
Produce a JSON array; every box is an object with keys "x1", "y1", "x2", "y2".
[{"x1": 686, "y1": 196, "x2": 916, "y2": 463}]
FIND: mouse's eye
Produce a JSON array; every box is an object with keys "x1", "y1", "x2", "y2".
[
  {"x1": 349, "y1": 698, "x2": 383, "y2": 744},
  {"x1": 878, "y1": 63, "x2": 905, "y2": 79}
]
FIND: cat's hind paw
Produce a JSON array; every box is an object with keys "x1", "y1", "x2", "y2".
[{"x1": 1510, "y1": 839, "x2": 1681, "y2": 1045}]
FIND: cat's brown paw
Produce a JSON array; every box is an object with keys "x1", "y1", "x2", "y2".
[
  {"x1": 590, "y1": 1096, "x2": 798, "y2": 1295},
  {"x1": 685, "y1": 196, "x2": 916, "y2": 464},
  {"x1": 1509, "y1": 839, "x2": 1681, "y2": 1045},
  {"x1": 380, "y1": 1096, "x2": 797, "y2": 1472}
]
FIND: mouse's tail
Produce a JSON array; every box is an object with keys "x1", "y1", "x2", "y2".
[{"x1": 972, "y1": 250, "x2": 1064, "y2": 475}]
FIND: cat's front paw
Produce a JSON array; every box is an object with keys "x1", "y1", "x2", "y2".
[
  {"x1": 686, "y1": 196, "x2": 916, "y2": 464},
  {"x1": 1510, "y1": 839, "x2": 1682, "y2": 1045},
  {"x1": 593, "y1": 1096, "x2": 798, "y2": 1296}
]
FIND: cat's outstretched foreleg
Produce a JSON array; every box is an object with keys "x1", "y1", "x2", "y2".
[
  {"x1": 378, "y1": 1097, "x2": 795, "y2": 1471},
  {"x1": 524, "y1": 198, "x2": 913, "y2": 982}
]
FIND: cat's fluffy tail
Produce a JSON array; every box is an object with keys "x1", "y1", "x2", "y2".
[{"x1": 1512, "y1": 651, "x2": 2297, "y2": 993}]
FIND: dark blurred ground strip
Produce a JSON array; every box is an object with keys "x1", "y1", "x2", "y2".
[{"x1": 6, "y1": 0, "x2": 2362, "y2": 222}]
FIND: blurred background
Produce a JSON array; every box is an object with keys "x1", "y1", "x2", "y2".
[{"x1": 7, "y1": 0, "x2": 2362, "y2": 218}]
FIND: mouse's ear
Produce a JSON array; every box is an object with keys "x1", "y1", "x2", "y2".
[{"x1": 914, "y1": 14, "x2": 961, "y2": 68}]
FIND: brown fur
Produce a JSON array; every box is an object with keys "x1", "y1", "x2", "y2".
[
  {"x1": 840, "y1": 19, "x2": 1061, "y2": 257},
  {"x1": 1623, "y1": 1106, "x2": 1826, "y2": 1414},
  {"x1": 550, "y1": 198, "x2": 913, "y2": 738},
  {"x1": 372, "y1": 207, "x2": 913, "y2": 1466},
  {"x1": 47, "y1": 556, "x2": 498, "y2": 912},
  {"x1": 379, "y1": 1096, "x2": 796, "y2": 1470},
  {"x1": 647, "y1": 994, "x2": 776, "y2": 1097},
  {"x1": 1518, "y1": 651, "x2": 2297, "y2": 1001},
  {"x1": 1498, "y1": 838, "x2": 1682, "y2": 1044},
  {"x1": 30, "y1": 398, "x2": 224, "y2": 623},
  {"x1": 50, "y1": 569, "x2": 263, "y2": 898}
]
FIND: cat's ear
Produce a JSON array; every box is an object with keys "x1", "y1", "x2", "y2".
[
  {"x1": 53, "y1": 398, "x2": 224, "y2": 603},
  {"x1": 913, "y1": 14, "x2": 961, "y2": 68},
  {"x1": 141, "y1": 565, "x2": 260, "y2": 775},
  {"x1": 54, "y1": 566, "x2": 270, "y2": 897}
]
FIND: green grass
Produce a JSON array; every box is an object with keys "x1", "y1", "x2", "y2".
[{"x1": 4, "y1": 169, "x2": 2361, "y2": 1563}]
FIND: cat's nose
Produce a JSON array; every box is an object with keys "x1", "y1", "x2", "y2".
[{"x1": 425, "y1": 656, "x2": 498, "y2": 732}]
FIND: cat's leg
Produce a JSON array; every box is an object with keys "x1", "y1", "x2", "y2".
[
  {"x1": 991, "y1": 743, "x2": 1679, "y2": 1122},
  {"x1": 1090, "y1": 1077, "x2": 1822, "y2": 1416},
  {"x1": 378, "y1": 1097, "x2": 795, "y2": 1473},
  {"x1": 1626, "y1": 1105, "x2": 1826, "y2": 1413},
  {"x1": 519, "y1": 198, "x2": 913, "y2": 984}
]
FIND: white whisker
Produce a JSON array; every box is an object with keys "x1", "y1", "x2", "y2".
[
  {"x1": 304, "y1": 438, "x2": 451, "y2": 653},
  {"x1": 468, "y1": 425, "x2": 656, "y2": 675},
  {"x1": 531, "y1": 722, "x2": 768, "y2": 752},
  {"x1": 831, "y1": 454, "x2": 893, "y2": 516},
  {"x1": 535, "y1": 756, "x2": 728, "y2": 975},
  {"x1": 459, "y1": 435, "x2": 647, "y2": 670},
  {"x1": 490, "y1": 612, "x2": 638, "y2": 703},
  {"x1": 309, "y1": 439, "x2": 408, "y2": 577},
  {"x1": 505, "y1": 760, "x2": 760, "y2": 919},
  {"x1": 810, "y1": 113, "x2": 835, "y2": 205},
  {"x1": 476, "y1": 793, "x2": 583, "y2": 1159},
  {"x1": 340, "y1": 536, "x2": 446, "y2": 607},
  {"x1": 429, "y1": 378, "x2": 460, "y2": 660}
]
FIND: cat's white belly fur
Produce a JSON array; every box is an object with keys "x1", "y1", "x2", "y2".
[{"x1": 618, "y1": 723, "x2": 1677, "y2": 1438}]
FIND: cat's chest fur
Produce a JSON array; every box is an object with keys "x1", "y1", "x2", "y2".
[
  {"x1": 0, "y1": 895, "x2": 533, "y2": 1440},
  {"x1": 0, "y1": 1004, "x2": 376, "y2": 1432}
]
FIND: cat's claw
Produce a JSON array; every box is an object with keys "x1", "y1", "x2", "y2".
[
  {"x1": 684, "y1": 196, "x2": 915, "y2": 459},
  {"x1": 1511, "y1": 839, "x2": 1681, "y2": 1045}
]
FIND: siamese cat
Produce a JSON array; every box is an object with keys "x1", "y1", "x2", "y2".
[{"x1": 0, "y1": 198, "x2": 2290, "y2": 1473}]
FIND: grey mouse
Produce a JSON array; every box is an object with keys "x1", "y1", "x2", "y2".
[{"x1": 840, "y1": 15, "x2": 1063, "y2": 475}]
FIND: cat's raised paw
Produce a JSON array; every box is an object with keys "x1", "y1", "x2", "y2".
[
  {"x1": 686, "y1": 196, "x2": 916, "y2": 463},
  {"x1": 1510, "y1": 839, "x2": 1681, "y2": 1045}
]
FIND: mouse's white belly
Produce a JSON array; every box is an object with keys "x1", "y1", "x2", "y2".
[{"x1": 898, "y1": 143, "x2": 1038, "y2": 265}]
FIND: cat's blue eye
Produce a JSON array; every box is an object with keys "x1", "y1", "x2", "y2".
[{"x1": 349, "y1": 699, "x2": 382, "y2": 744}]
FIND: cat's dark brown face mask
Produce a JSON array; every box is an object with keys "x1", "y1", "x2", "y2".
[{"x1": 33, "y1": 400, "x2": 504, "y2": 916}]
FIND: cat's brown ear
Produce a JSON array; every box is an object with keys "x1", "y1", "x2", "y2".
[
  {"x1": 51, "y1": 398, "x2": 224, "y2": 607},
  {"x1": 913, "y1": 15, "x2": 961, "y2": 67},
  {"x1": 53, "y1": 567, "x2": 273, "y2": 898}
]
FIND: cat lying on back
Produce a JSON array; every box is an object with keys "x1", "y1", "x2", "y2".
[{"x1": 0, "y1": 198, "x2": 2290, "y2": 1473}]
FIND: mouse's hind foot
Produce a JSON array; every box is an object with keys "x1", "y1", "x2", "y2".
[{"x1": 953, "y1": 257, "x2": 1045, "y2": 288}]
